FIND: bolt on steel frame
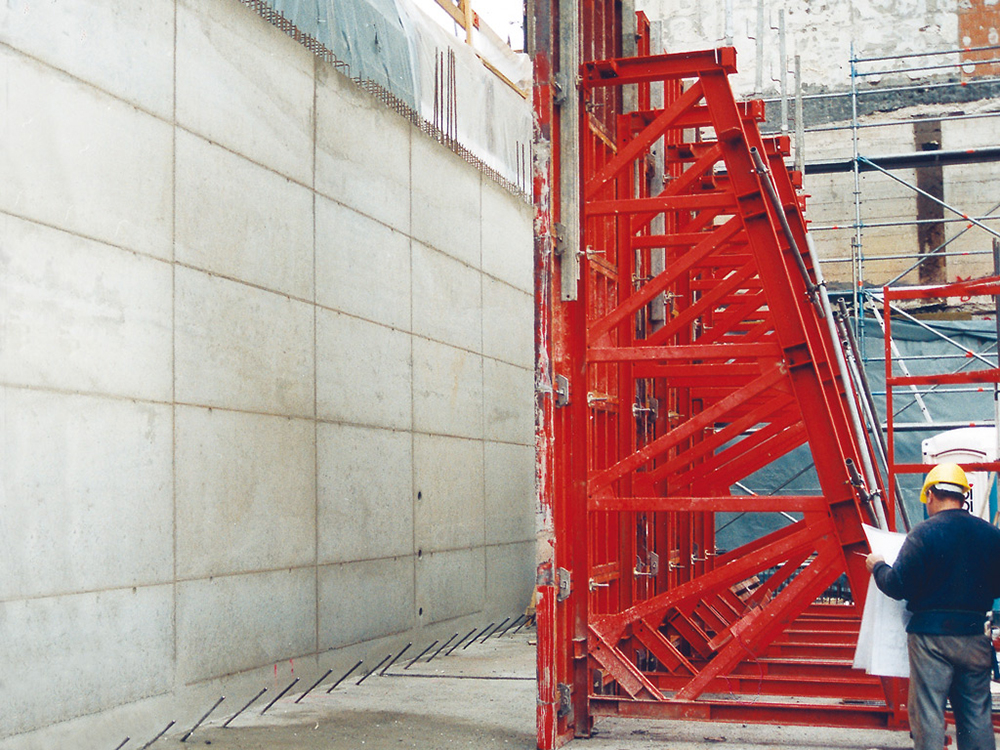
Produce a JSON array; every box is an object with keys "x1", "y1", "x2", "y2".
[{"x1": 532, "y1": 13, "x2": 907, "y2": 747}]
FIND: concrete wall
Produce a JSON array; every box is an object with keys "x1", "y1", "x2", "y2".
[{"x1": 0, "y1": 0, "x2": 535, "y2": 746}]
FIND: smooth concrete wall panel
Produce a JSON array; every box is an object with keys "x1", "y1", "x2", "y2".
[
  {"x1": 0, "y1": 0, "x2": 537, "y2": 740},
  {"x1": 176, "y1": 0, "x2": 314, "y2": 185},
  {"x1": 0, "y1": 47, "x2": 173, "y2": 260},
  {"x1": 412, "y1": 241, "x2": 483, "y2": 352},
  {"x1": 315, "y1": 66, "x2": 412, "y2": 233},
  {"x1": 415, "y1": 547, "x2": 485, "y2": 625},
  {"x1": 175, "y1": 131, "x2": 315, "y2": 300},
  {"x1": 412, "y1": 338, "x2": 483, "y2": 439},
  {"x1": 483, "y1": 277, "x2": 532, "y2": 368},
  {"x1": 318, "y1": 557, "x2": 415, "y2": 649},
  {"x1": 175, "y1": 407, "x2": 316, "y2": 579},
  {"x1": 318, "y1": 423, "x2": 413, "y2": 564},
  {"x1": 315, "y1": 197, "x2": 411, "y2": 330},
  {"x1": 410, "y1": 135, "x2": 482, "y2": 267},
  {"x1": 0, "y1": 388, "x2": 173, "y2": 600},
  {"x1": 482, "y1": 180, "x2": 533, "y2": 293},
  {"x1": 316, "y1": 310, "x2": 412, "y2": 429},
  {"x1": 0, "y1": 216, "x2": 172, "y2": 401},
  {"x1": 413, "y1": 434, "x2": 485, "y2": 553},
  {"x1": 484, "y1": 442, "x2": 535, "y2": 546},
  {"x1": 483, "y1": 358, "x2": 534, "y2": 446},
  {"x1": 0, "y1": 0, "x2": 174, "y2": 120},
  {"x1": 485, "y1": 541, "x2": 534, "y2": 618},
  {"x1": 176, "y1": 568, "x2": 316, "y2": 683},
  {"x1": 0, "y1": 585, "x2": 174, "y2": 737},
  {"x1": 175, "y1": 267, "x2": 315, "y2": 416}
]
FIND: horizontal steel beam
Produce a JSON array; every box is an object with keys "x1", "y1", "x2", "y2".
[
  {"x1": 589, "y1": 696, "x2": 900, "y2": 729},
  {"x1": 805, "y1": 146, "x2": 1000, "y2": 175}
]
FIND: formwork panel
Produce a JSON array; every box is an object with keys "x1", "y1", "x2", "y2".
[
  {"x1": 413, "y1": 433, "x2": 486, "y2": 552},
  {"x1": 0, "y1": 47, "x2": 173, "y2": 259},
  {"x1": 412, "y1": 338, "x2": 484, "y2": 438},
  {"x1": 316, "y1": 309, "x2": 412, "y2": 429},
  {"x1": 176, "y1": 0, "x2": 315, "y2": 185},
  {"x1": 318, "y1": 422, "x2": 414, "y2": 563},
  {"x1": 175, "y1": 406, "x2": 316, "y2": 578},
  {"x1": 0, "y1": 389, "x2": 173, "y2": 599},
  {"x1": 0, "y1": 216, "x2": 173, "y2": 400},
  {"x1": 315, "y1": 64, "x2": 413, "y2": 233},
  {"x1": 315, "y1": 196, "x2": 413, "y2": 330},
  {"x1": 0, "y1": 585, "x2": 174, "y2": 737},
  {"x1": 175, "y1": 130, "x2": 315, "y2": 300},
  {"x1": 412, "y1": 240, "x2": 484, "y2": 352},
  {"x1": 176, "y1": 267, "x2": 315, "y2": 416}
]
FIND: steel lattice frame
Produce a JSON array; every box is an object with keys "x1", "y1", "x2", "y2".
[{"x1": 534, "y1": 46, "x2": 908, "y2": 749}]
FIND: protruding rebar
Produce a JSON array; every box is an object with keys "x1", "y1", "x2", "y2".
[
  {"x1": 379, "y1": 643, "x2": 411, "y2": 675},
  {"x1": 499, "y1": 614, "x2": 525, "y2": 637},
  {"x1": 510, "y1": 616, "x2": 531, "y2": 637},
  {"x1": 357, "y1": 654, "x2": 392, "y2": 685},
  {"x1": 223, "y1": 687, "x2": 267, "y2": 727},
  {"x1": 261, "y1": 678, "x2": 299, "y2": 715},
  {"x1": 480, "y1": 617, "x2": 510, "y2": 642},
  {"x1": 113, "y1": 738, "x2": 130, "y2": 750},
  {"x1": 295, "y1": 669, "x2": 332, "y2": 703},
  {"x1": 446, "y1": 629, "x2": 477, "y2": 656},
  {"x1": 138, "y1": 721, "x2": 174, "y2": 750},
  {"x1": 327, "y1": 660, "x2": 362, "y2": 693},
  {"x1": 181, "y1": 695, "x2": 225, "y2": 742},
  {"x1": 426, "y1": 634, "x2": 458, "y2": 663},
  {"x1": 463, "y1": 623, "x2": 493, "y2": 649},
  {"x1": 405, "y1": 640, "x2": 439, "y2": 669}
]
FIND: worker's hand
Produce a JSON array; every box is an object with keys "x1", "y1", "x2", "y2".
[{"x1": 865, "y1": 553, "x2": 885, "y2": 573}]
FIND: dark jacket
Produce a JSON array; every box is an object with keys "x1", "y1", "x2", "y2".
[{"x1": 871, "y1": 508, "x2": 1000, "y2": 634}]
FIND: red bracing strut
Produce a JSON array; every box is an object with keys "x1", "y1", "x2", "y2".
[{"x1": 535, "y1": 47, "x2": 905, "y2": 748}]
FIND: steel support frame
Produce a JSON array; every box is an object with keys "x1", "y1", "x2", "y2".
[{"x1": 535, "y1": 41, "x2": 904, "y2": 749}]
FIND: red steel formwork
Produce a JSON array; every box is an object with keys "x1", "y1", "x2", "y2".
[{"x1": 533, "y1": 43, "x2": 907, "y2": 749}]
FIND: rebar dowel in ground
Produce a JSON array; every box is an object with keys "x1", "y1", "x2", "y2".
[
  {"x1": 499, "y1": 614, "x2": 525, "y2": 637},
  {"x1": 113, "y1": 738, "x2": 130, "y2": 750},
  {"x1": 327, "y1": 660, "x2": 363, "y2": 693},
  {"x1": 405, "y1": 640, "x2": 439, "y2": 669},
  {"x1": 481, "y1": 617, "x2": 510, "y2": 642},
  {"x1": 511, "y1": 616, "x2": 532, "y2": 637},
  {"x1": 379, "y1": 643, "x2": 411, "y2": 675},
  {"x1": 357, "y1": 655, "x2": 393, "y2": 685},
  {"x1": 181, "y1": 695, "x2": 225, "y2": 742},
  {"x1": 463, "y1": 623, "x2": 494, "y2": 649},
  {"x1": 137, "y1": 721, "x2": 174, "y2": 750},
  {"x1": 261, "y1": 678, "x2": 299, "y2": 715},
  {"x1": 427, "y1": 634, "x2": 458, "y2": 663},
  {"x1": 295, "y1": 669, "x2": 332, "y2": 703},
  {"x1": 223, "y1": 687, "x2": 267, "y2": 727},
  {"x1": 446, "y1": 629, "x2": 477, "y2": 656}
]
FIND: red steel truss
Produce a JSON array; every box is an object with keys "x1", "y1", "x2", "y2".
[{"x1": 534, "y1": 46, "x2": 906, "y2": 748}]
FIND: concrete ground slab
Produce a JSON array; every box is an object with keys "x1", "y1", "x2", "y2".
[{"x1": 161, "y1": 630, "x2": 915, "y2": 750}]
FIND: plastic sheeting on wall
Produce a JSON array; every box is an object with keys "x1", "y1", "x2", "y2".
[{"x1": 270, "y1": 0, "x2": 531, "y2": 188}]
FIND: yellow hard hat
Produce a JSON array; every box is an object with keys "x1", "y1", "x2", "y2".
[{"x1": 919, "y1": 462, "x2": 971, "y2": 504}]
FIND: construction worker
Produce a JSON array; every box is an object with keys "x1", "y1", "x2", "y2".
[{"x1": 865, "y1": 463, "x2": 1000, "y2": 750}]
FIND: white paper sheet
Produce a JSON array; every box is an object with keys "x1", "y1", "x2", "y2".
[{"x1": 852, "y1": 523, "x2": 912, "y2": 678}]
